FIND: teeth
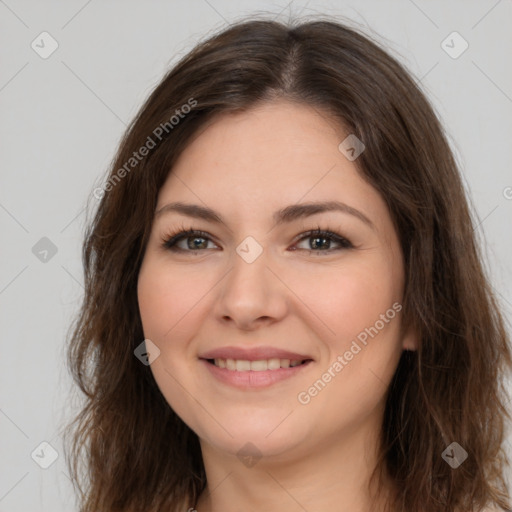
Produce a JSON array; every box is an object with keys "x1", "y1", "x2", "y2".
[
  {"x1": 267, "y1": 358, "x2": 281, "y2": 370},
  {"x1": 250, "y1": 360, "x2": 268, "y2": 371},
  {"x1": 236, "y1": 360, "x2": 251, "y2": 371},
  {"x1": 212, "y1": 358, "x2": 305, "y2": 371}
]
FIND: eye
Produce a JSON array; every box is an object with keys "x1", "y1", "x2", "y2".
[
  {"x1": 161, "y1": 227, "x2": 354, "y2": 254},
  {"x1": 292, "y1": 229, "x2": 353, "y2": 253},
  {"x1": 161, "y1": 229, "x2": 219, "y2": 252}
]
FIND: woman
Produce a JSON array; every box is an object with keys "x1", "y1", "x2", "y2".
[{"x1": 62, "y1": 18, "x2": 512, "y2": 512}]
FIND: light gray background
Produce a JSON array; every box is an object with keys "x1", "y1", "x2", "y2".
[{"x1": 1, "y1": 1, "x2": 511, "y2": 510}]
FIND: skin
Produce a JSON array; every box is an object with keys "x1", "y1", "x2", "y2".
[{"x1": 137, "y1": 99, "x2": 417, "y2": 512}]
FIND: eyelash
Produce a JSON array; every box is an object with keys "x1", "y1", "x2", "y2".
[{"x1": 160, "y1": 223, "x2": 354, "y2": 254}]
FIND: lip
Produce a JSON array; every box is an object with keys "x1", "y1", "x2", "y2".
[
  {"x1": 200, "y1": 358, "x2": 313, "y2": 389},
  {"x1": 199, "y1": 345, "x2": 313, "y2": 362}
]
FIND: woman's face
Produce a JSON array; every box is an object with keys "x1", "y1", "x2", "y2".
[{"x1": 137, "y1": 100, "x2": 416, "y2": 462}]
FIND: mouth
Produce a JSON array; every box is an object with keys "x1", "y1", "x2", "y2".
[
  {"x1": 203, "y1": 357, "x2": 313, "y2": 371},
  {"x1": 198, "y1": 346, "x2": 314, "y2": 388},
  {"x1": 200, "y1": 357, "x2": 313, "y2": 388}
]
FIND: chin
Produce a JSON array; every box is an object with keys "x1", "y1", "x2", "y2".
[{"x1": 197, "y1": 416, "x2": 309, "y2": 461}]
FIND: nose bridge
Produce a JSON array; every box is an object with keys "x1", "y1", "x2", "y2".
[
  {"x1": 226, "y1": 239, "x2": 272, "y2": 298},
  {"x1": 215, "y1": 238, "x2": 287, "y2": 327}
]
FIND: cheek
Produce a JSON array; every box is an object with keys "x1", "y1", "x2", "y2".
[
  {"x1": 137, "y1": 258, "x2": 208, "y2": 341},
  {"x1": 137, "y1": 266, "x2": 174, "y2": 340},
  {"x1": 293, "y1": 265, "x2": 403, "y2": 429},
  {"x1": 137, "y1": 260, "x2": 205, "y2": 426},
  {"x1": 287, "y1": 254, "x2": 404, "y2": 404},
  {"x1": 288, "y1": 258, "x2": 401, "y2": 346}
]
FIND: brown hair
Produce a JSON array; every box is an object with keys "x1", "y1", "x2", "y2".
[{"x1": 61, "y1": 17, "x2": 512, "y2": 512}]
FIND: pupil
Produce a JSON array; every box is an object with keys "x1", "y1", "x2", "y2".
[
  {"x1": 312, "y1": 237, "x2": 329, "y2": 250},
  {"x1": 188, "y1": 237, "x2": 206, "y2": 250}
]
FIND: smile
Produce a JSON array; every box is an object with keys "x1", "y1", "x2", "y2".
[
  {"x1": 208, "y1": 358, "x2": 308, "y2": 371},
  {"x1": 200, "y1": 358, "x2": 313, "y2": 388}
]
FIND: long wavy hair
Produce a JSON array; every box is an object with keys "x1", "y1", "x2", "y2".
[{"x1": 61, "y1": 17, "x2": 512, "y2": 512}]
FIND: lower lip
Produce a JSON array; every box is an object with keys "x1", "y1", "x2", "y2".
[{"x1": 200, "y1": 359, "x2": 313, "y2": 389}]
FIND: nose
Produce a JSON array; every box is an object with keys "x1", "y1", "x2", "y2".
[{"x1": 214, "y1": 245, "x2": 288, "y2": 331}]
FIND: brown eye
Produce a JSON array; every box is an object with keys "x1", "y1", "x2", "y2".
[{"x1": 293, "y1": 229, "x2": 353, "y2": 253}]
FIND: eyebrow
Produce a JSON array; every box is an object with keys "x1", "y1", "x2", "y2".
[{"x1": 154, "y1": 200, "x2": 375, "y2": 230}]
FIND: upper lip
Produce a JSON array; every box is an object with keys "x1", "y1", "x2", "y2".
[{"x1": 199, "y1": 346, "x2": 313, "y2": 362}]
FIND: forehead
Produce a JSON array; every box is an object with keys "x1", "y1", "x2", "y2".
[
  {"x1": 175, "y1": 100, "x2": 347, "y2": 177},
  {"x1": 155, "y1": 100, "x2": 387, "y2": 232}
]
